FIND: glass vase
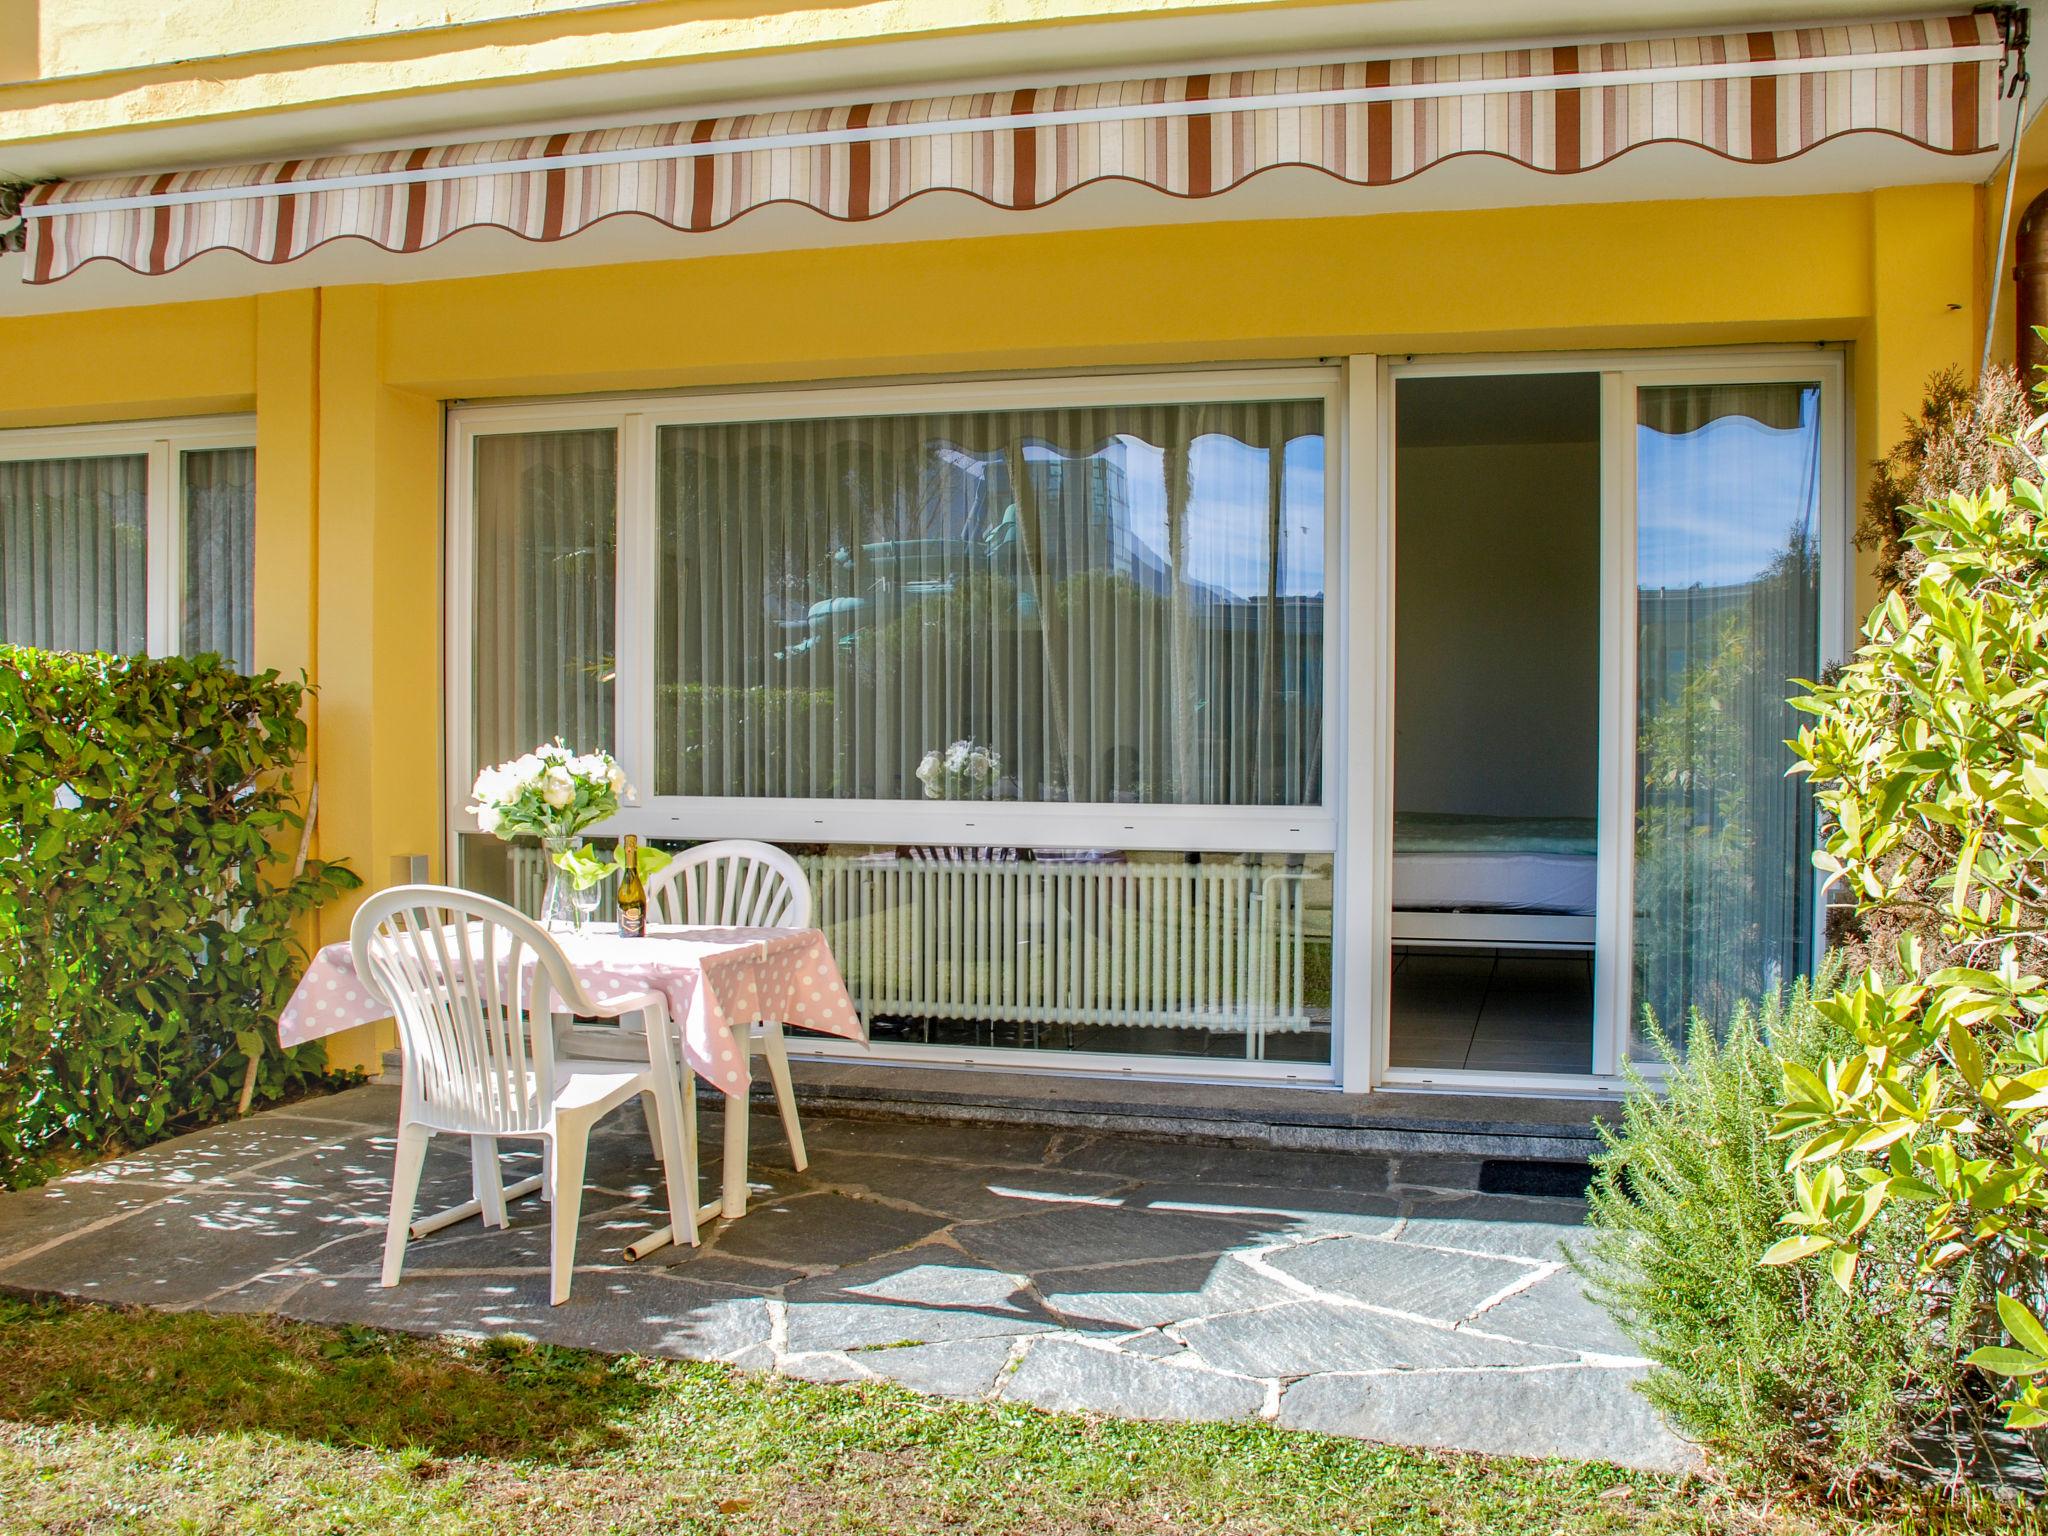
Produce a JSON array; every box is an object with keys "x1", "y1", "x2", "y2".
[{"x1": 540, "y1": 834, "x2": 582, "y2": 932}]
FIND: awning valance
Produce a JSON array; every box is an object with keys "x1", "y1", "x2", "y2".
[{"x1": 17, "y1": 13, "x2": 2006, "y2": 284}]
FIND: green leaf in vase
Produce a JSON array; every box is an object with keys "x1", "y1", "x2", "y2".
[{"x1": 552, "y1": 845, "x2": 616, "y2": 892}]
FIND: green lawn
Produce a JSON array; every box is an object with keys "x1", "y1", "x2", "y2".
[{"x1": 0, "y1": 1297, "x2": 2032, "y2": 1535}]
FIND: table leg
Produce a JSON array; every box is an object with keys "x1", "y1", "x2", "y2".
[
  {"x1": 722, "y1": 1078, "x2": 750, "y2": 1221},
  {"x1": 626, "y1": 1089, "x2": 740, "y2": 1261},
  {"x1": 623, "y1": 1019, "x2": 696, "y2": 1262},
  {"x1": 625, "y1": 1007, "x2": 749, "y2": 1261}
]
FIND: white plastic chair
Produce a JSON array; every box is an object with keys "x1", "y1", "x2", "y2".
[
  {"x1": 644, "y1": 839, "x2": 813, "y2": 1176},
  {"x1": 352, "y1": 885, "x2": 700, "y2": 1305}
]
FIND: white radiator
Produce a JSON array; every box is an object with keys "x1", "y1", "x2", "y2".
[
  {"x1": 510, "y1": 847, "x2": 548, "y2": 919},
  {"x1": 498, "y1": 846, "x2": 1318, "y2": 1045},
  {"x1": 805, "y1": 853, "x2": 1316, "y2": 1040}
]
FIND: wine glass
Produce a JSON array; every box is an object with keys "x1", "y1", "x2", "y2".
[{"x1": 570, "y1": 880, "x2": 601, "y2": 934}]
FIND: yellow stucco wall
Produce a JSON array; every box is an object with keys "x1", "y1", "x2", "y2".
[
  {"x1": 1863, "y1": 182, "x2": 1987, "y2": 591},
  {"x1": 21, "y1": 0, "x2": 1316, "y2": 82},
  {"x1": 0, "y1": 0, "x2": 35, "y2": 86},
  {"x1": 1, "y1": 0, "x2": 1341, "y2": 144},
  {"x1": 27, "y1": 0, "x2": 621, "y2": 80},
  {"x1": 0, "y1": 297, "x2": 256, "y2": 425},
  {"x1": 0, "y1": 186, "x2": 1985, "y2": 1073},
  {"x1": 384, "y1": 197, "x2": 1880, "y2": 397}
]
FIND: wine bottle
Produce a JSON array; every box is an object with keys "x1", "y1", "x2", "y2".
[{"x1": 616, "y1": 834, "x2": 647, "y2": 938}]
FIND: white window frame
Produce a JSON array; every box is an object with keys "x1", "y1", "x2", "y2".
[
  {"x1": 0, "y1": 415, "x2": 259, "y2": 659},
  {"x1": 447, "y1": 367, "x2": 1346, "y2": 1087},
  {"x1": 1364, "y1": 346, "x2": 1849, "y2": 1097}
]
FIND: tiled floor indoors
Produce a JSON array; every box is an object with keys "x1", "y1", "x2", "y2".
[
  {"x1": 1388, "y1": 948, "x2": 1595, "y2": 1074},
  {"x1": 0, "y1": 1085, "x2": 1693, "y2": 1472}
]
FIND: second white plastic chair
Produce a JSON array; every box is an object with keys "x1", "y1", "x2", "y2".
[{"x1": 643, "y1": 839, "x2": 813, "y2": 1175}]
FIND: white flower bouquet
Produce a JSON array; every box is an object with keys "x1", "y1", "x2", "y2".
[
  {"x1": 470, "y1": 743, "x2": 645, "y2": 928},
  {"x1": 469, "y1": 741, "x2": 629, "y2": 842},
  {"x1": 916, "y1": 739, "x2": 1002, "y2": 801}
]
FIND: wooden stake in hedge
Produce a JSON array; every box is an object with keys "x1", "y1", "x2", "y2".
[{"x1": 239, "y1": 782, "x2": 320, "y2": 1118}]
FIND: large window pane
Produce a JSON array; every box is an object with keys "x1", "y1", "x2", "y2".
[
  {"x1": 654, "y1": 401, "x2": 1325, "y2": 805},
  {"x1": 182, "y1": 446, "x2": 255, "y2": 671},
  {"x1": 472, "y1": 429, "x2": 616, "y2": 768},
  {"x1": 1633, "y1": 383, "x2": 1821, "y2": 1049},
  {"x1": 0, "y1": 454, "x2": 147, "y2": 654}
]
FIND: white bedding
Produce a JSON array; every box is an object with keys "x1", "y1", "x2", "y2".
[{"x1": 1393, "y1": 850, "x2": 1596, "y2": 916}]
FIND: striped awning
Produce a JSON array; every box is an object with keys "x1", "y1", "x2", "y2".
[{"x1": 16, "y1": 13, "x2": 2008, "y2": 284}]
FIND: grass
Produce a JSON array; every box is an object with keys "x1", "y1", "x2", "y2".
[{"x1": 0, "y1": 1297, "x2": 2036, "y2": 1535}]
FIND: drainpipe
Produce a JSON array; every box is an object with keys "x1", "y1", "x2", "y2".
[{"x1": 1982, "y1": 5, "x2": 2031, "y2": 379}]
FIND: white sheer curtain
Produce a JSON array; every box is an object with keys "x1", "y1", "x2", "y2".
[
  {"x1": 0, "y1": 454, "x2": 148, "y2": 654},
  {"x1": 1633, "y1": 383, "x2": 1821, "y2": 1048},
  {"x1": 472, "y1": 429, "x2": 616, "y2": 768},
  {"x1": 181, "y1": 447, "x2": 255, "y2": 671},
  {"x1": 653, "y1": 401, "x2": 1325, "y2": 806}
]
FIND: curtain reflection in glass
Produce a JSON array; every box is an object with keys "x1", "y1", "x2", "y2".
[
  {"x1": 472, "y1": 430, "x2": 616, "y2": 769},
  {"x1": 654, "y1": 402, "x2": 1325, "y2": 806},
  {"x1": 1633, "y1": 383, "x2": 1821, "y2": 1051},
  {"x1": 182, "y1": 447, "x2": 255, "y2": 671},
  {"x1": 0, "y1": 454, "x2": 148, "y2": 655}
]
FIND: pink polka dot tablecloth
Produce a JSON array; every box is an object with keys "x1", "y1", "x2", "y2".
[{"x1": 278, "y1": 925, "x2": 865, "y2": 1095}]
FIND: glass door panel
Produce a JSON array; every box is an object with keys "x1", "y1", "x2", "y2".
[
  {"x1": 1630, "y1": 381, "x2": 1823, "y2": 1057},
  {"x1": 1389, "y1": 373, "x2": 1603, "y2": 1076}
]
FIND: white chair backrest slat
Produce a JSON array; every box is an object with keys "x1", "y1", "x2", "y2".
[
  {"x1": 647, "y1": 840, "x2": 811, "y2": 931},
  {"x1": 351, "y1": 885, "x2": 594, "y2": 1137}
]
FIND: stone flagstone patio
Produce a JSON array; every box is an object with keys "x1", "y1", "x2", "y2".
[{"x1": 0, "y1": 1085, "x2": 1696, "y2": 1473}]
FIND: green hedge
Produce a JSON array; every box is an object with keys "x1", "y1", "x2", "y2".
[{"x1": 0, "y1": 647, "x2": 358, "y2": 1187}]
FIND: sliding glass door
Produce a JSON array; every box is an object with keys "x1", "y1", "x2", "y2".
[
  {"x1": 1624, "y1": 373, "x2": 1830, "y2": 1064},
  {"x1": 1387, "y1": 373, "x2": 1602, "y2": 1076},
  {"x1": 1383, "y1": 353, "x2": 1842, "y2": 1085}
]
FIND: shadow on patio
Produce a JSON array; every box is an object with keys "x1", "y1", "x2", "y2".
[{"x1": 0, "y1": 1085, "x2": 1695, "y2": 1472}]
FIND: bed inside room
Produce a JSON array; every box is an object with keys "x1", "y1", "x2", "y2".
[{"x1": 1389, "y1": 372, "x2": 1602, "y2": 1076}]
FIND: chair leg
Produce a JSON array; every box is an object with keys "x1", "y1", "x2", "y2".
[
  {"x1": 759, "y1": 1025, "x2": 808, "y2": 1172},
  {"x1": 471, "y1": 1136, "x2": 507, "y2": 1228},
  {"x1": 645, "y1": 1060, "x2": 700, "y2": 1249},
  {"x1": 382, "y1": 1122, "x2": 431, "y2": 1289},
  {"x1": 547, "y1": 1126, "x2": 589, "y2": 1306}
]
